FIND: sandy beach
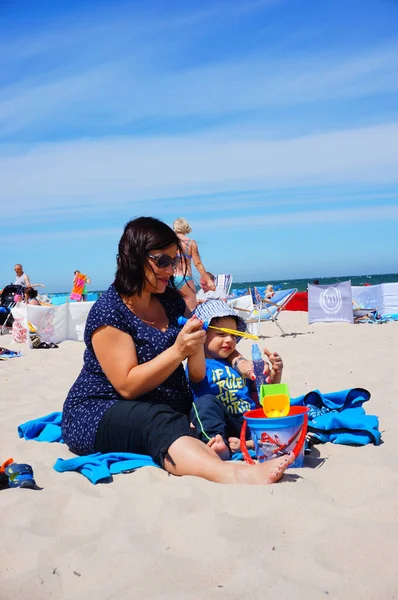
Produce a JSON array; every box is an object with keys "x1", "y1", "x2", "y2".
[{"x1": 1, "y1": 311, "x2": 397, "y2": 600}]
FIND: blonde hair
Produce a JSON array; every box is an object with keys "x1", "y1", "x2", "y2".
[{"x1": 173, "y1": 217, "x2": 192, "y2": 234}]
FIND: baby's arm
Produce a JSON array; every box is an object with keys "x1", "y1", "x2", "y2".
[{"x1": 187, "y1": 345, "x2": 206, "y2": 383}]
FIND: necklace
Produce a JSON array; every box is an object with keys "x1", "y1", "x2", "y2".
[
  {"x1": 122, "y1": 297, "x2": 157, "y2": 325},
  {"x1": 141, "y1": 317, "x2": 156, "y2": 325}
]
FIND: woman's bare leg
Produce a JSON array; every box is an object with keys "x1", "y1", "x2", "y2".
[
  {"x1": 179, "y1": 281, "x2": 197, "y2": 312},
  {"x1": 164, "y1": 436, "x2": 295, "y2": 485}
]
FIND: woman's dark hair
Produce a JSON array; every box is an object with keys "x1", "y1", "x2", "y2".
[
  {"x1": 114, "y1": 217, "x2": 185, "y2": 296},
  {"x1": 25, "y1": 287, "x2": 38, "y2": 299}
]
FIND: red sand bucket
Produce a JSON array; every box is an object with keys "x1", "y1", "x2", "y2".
[{"x1": 240, "y1": 406, "x2": 309, "y2": 468}]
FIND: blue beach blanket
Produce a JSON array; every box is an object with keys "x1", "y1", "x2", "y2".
[
  {"x1": 17, "y1": 412, "x2": 159, "y2": 484},
  {"x1": 17, "y1": 388, "x2": 381, "y2": 483},
  {"x1": 290, "y1": 388, "x2": 381, "y2": 445}
]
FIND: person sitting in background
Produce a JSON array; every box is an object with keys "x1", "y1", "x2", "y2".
[
  {"x1": 264, "y1": 284, "x2": 275, "y2": 300},
  {"x1": 196, "y1": 272, "x2": 228, "y2": 303},
  {"x1": 24, "y1": 287, "x2": 40, "y2": 306}
]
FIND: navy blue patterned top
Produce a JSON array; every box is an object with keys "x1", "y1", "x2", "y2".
[{"x1": 62, "y1": 284, "x2": 192, "y2": 455}]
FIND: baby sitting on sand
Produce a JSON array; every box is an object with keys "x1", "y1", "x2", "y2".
[{"x1": 187, "y1": 300, "x2": 283, "y2": 459}]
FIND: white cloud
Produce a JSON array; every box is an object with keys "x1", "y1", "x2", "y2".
[
  {"x1": 1, "y1": 42, "x2": 398, "y2": 137},
  {"x1": 194, "y1": 204, "x2": 398, "y2": 230},
  {"x1": 1, "y1": 122, "x2": 398, "y2": 219},
  {"x1": 2, "y1": 203, "x2": 397, "y2": 243},
  {"x1": 1, "y1": 0, "x2": 398, "y2": 139}
]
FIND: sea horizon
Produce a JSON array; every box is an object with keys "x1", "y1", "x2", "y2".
[{"x1": 46, "y1": 272, "x2": 398, "y2": 298}]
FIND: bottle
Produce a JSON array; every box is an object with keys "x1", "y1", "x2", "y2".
[{"x1": 252, "y1": 344, "x2": 267, "y2": 401}]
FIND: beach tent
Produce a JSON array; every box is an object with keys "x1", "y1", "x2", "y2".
[
  {"x1": 308, "y1": 281, "x2": 353, "y2": 324},
  {"x1": 11, "y1": 302, "x2": 94, "y2": 345}
]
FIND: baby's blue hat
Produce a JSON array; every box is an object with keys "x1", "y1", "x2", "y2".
[{"x1": 193, "y1": 299, "x2": 247, "y2": 341}]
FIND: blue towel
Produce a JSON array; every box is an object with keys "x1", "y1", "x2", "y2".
[
  {"x1": 0, "y1": 348, "x2": 22, "y2": 359},
  {"x1": 290, "y1": 388, "x2": 381, "y2": 446},
  {"x1": 18, "y1": 412, "x2": 64, "y2": 443},
  {"x1": 54, "y1": 453, "x2": 159, "y2": 484},
  {"x1": 17, "y1": 412, "x2": 159, "y2": 483},
  {"x1": 231, "y1": 449, "x2": 256, "y2": 461}
]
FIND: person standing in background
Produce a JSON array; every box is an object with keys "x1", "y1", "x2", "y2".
[
  {"x1": 82, "y1": 274, "x2": 91, "y2": 301},
  {"x1": 14, "y1": 264, "x2": 31, "y2": 287},
  {"x1": 71, "y1": 270, "x2": 91, "y2": 302},
  {"x1": 172, "y1": 217, "x2": 215, "y2": 312},
  {"x1": 13, "y1": 264, "x2": 45, "y2": 291}
]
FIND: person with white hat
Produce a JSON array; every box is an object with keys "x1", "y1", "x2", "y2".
[{"x1": 188, "y1": 300, "x2": 283, "y2": 457}]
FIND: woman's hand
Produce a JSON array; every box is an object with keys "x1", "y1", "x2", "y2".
[{"x1": 175, "y1": 316, "x2": 206, "y2": 359}]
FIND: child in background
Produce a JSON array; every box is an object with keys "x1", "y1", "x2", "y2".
[{"x1": 187, "y1": 300, "x2": 283, "y2": 459}]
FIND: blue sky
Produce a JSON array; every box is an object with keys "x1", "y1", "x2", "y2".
[{"x1": 1, "y1": 0, "x2": 397, "y2": 292}]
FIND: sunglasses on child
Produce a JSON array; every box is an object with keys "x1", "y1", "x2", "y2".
[{"x1": 147, "y1": 253, "x2": 180, "y2": 269}]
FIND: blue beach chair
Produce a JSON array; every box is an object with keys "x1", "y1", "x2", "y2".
[
  {"x1": 214, "y1": 274, "x2": 233, "y2": 298},
  {"x1": 247, "y1": 287, "x2": 297, "y2": 336},
  {"x1": 229, "y1": 287, "x2": 297, "y2": 336}
]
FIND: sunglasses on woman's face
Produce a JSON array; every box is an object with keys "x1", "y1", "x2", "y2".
[{"x1": 147, "y1": 253, "x2": 180, "y2": 269}]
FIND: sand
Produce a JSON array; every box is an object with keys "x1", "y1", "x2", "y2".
[{"x1": 1, "y1": 312, "x2": 397, "y2": 600}]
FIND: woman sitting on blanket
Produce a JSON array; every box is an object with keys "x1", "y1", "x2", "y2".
[{"x1": 62, "y1": 217, "x2": 293, "y2": 485}]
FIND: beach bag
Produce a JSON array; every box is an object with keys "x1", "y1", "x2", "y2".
[
  {"x1": 28, "y1": 323, "x2": 41, "y2": 349},
  {"x1": 11, "y1": 305, "x2": 28, "y2": 344}
]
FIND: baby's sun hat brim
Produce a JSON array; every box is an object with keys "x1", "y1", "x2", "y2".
[{"x1": 193, "y1": 299, "x2": 247, "y2": 339}]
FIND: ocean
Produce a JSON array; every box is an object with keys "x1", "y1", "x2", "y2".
[
  {"x1": 230, "y1": 272, "x2": 398, "y2": 293},
  {"x1": 47, "y1": 272, "x2": 398, "y2": 302}
]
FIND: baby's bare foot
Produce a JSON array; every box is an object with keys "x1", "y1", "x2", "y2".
[
  {"x1": 228, "y1": 437, "x2": 255, "y2": 453},
  {"x1": 228, "y1": 437, "x2": 241, "y2": 453},
  {"x1": 207, "y1": 435, "x2": 230, "y2": 461}
]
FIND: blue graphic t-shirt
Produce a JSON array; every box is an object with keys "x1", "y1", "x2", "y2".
[{"x1": 189, "y1": 358, "x2": 256, "y2": 415}]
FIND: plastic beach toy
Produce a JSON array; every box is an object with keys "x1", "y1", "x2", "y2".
[
  {"x1": 177, "y1": 316, "x2": 259, "y2": 341},
  {"x1": 260, "y1": 383, "x2": 290, "y2": 418},
  {"x1": 240, "y1": 405, "x2": 309, "y2": 468},
  {"x1": 4, "y1": 462, "x2": 37, "y2": 489}
]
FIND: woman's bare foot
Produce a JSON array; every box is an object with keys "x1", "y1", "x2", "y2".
[
  {"x1": 207, "y1": 435, "x2": 230, "y2": 461},
  {"x1": 234, "y1": 452, "x2": 295, "y2": 485}
]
